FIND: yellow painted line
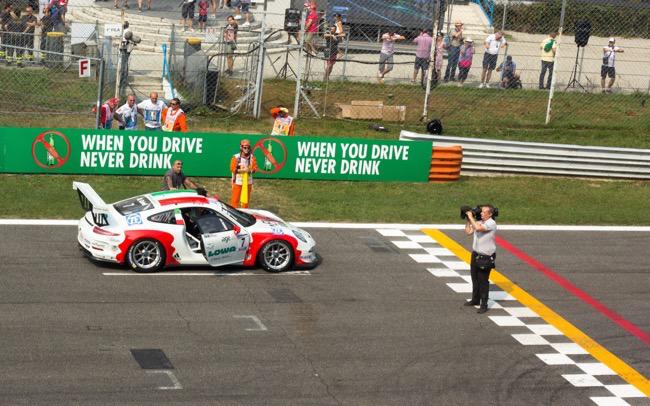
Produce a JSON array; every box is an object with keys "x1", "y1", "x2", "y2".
[{"x1": 422, "y1": 228, "x2": 650, "y2": 397}]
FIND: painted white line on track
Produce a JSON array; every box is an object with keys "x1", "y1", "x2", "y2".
[
  {"x1": 233, "y1": 315, "x2": 268, "y2": 331},
  {"x1": 102, "y1": 271, "x2": 311, "y2": 276},
  {"x1": 2, "y1": 219, "x2": 650, "y2": 231},
  {"x1": 146, "y1": 370, "x2": 183, "y2": 390}
]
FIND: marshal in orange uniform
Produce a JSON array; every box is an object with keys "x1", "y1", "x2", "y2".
[
  {"x1": 270, "y1": 106, "x2": 295, "y2": 136},
  {"x1": 230, "y1": 139, "x2": 258, "y2": 208},
  {"x1": 161, "y1": 98, "x2": 188, "y2": 132}
]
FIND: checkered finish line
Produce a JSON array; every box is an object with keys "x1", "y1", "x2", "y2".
[{"x1": 377, "y1": 228, "x2": 648, "y2": 406}]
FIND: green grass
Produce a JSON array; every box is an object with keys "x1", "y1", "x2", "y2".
[{"x1": 2, "y1": 174, "x2": 649, "y2": 225}]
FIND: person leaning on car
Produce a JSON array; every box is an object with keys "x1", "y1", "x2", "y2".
[
  {"x1": 161, "y1": 159, "x2": 198, "y2": 190},
  {"x1": 464, "y1": 205, "x2": 497, "y2": 314}
]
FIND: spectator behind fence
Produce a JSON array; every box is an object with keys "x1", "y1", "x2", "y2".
[
  {"x1": 0, "y1": 3, "x2": 14, "y2": 61},
  {"x1": 304, "y1": 3, "x2": 318, "y2": 54},
  {"x1": 377, "y1": 29, "x2": 405, "y2": 84},
  {"x1": 116, "y1": 94, "x2": 138, "y2": 130},
  {"x1": 180, "y1": 0, "x2": 195, "y2": 32},
  {"x1": 230, "y1": 139, "x2": 257, "y2": 208},
  {"x1": 237, "y1": 0, "x2": 250, "y2": 28},
  {"x1": 601, "y1": 38, "x2": 623, "y2": 93},
  {"x1": 162, "y1": 98, "x2": 188, "y2": 132},
  {"x1": 457, "y1": 37, "x2": 474, "y2": 86},
  {"x1": 444, "y1": 20, "x2": 464, "y2": 82},
  {"x1": 197, "y1": 0, "x2": 208, "y2": 31},
  {"x1": 539, "y1": 32, "x2": 557, "y2": 90},
  {"x1": 480, "y1": 31, "x2": 507, "y2": 88},
  {"x1": 431, "y1": 31, "x2": 444, "y2": 85},
  {"x1": 138, "y1": 91, "x2": 166, "y2": 130},
  {"x1": 4, "y1": 4, "x2": 21, "y2": 65},
  {"x1": 496, "y1": 55, "x2": 516, "y2": 88},
  {"x1": 49, "y1": 0, "x2": 67, "y2": 25},
  {"x1": 162, "y1": 159, "x2": 198, "y2": 190},
  {"x1": 322, "y1": 25, "x2": 339, "y2": 82},
  {"x1": 17, "y1": 6, "x2": 37, "y2": 66},
  {"x1": 39, "y1": 5, "x2": 55, "y2": 57},
  {"x1": 98, "y1": 97, "x2": 119, "y2": 129},
  {"x1": 137, "y1": 0, "x2": 152, "y2": 12},
  {"x1": 412, "y1": 28, "x2": 432, "y2": 84},
  {"x1": 224, "y1": 15, "x2": 237, "y2": 75},
  {"x1": 270, "y1": 106, "x2": 295, "y2": 136}
]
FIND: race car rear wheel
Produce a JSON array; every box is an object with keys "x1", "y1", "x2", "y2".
[
  {"x1": 127, "y1": 239, "x2": 165, "y2": 273},
  {"x1": 258, "y1": 240, "x2": 294, "y2": 273}
]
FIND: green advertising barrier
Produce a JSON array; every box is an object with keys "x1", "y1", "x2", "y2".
[{"x1": 0, "y1": 128, "x2": 432, "y2": 182}]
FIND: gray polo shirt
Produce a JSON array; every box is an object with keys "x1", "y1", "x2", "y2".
[
  {"x1": 161, "y1": 169, "x2": 187, "y2": 190},
  {"x1": 472, "y1": 218, "x2": 497, "y2": 255}
]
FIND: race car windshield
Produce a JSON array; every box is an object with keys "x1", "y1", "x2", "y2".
[
  {"x1": 219, "y1": 201, "x2": 256, "y2": 227},
  {"x1": 113, "y1": 196, "x2": 155, "y2": 216}
]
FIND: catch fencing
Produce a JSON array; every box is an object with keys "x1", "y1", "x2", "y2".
[{"x1": 1, "y1": 0, "x2": 648, "y2": 130}]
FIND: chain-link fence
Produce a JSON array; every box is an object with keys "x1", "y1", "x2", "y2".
[{"x1": 1, "y1": 0, "x2": 648, "y2": 130}]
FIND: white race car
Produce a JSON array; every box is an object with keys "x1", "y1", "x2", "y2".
[{"x1": 73, "y1": 182, "x2": 319, "y2": 273}]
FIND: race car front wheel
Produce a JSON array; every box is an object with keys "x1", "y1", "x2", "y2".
[
  {"x1": 127, "y1": 239, "x2": 165, "y2": 273},
  {"x1": 258, "y1": 240, "x2": 294, "y2": 273}
]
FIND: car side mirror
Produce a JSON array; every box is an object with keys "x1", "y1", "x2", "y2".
[{"x1": 233, "y1": 225, "x2": 241, "y2": 234}]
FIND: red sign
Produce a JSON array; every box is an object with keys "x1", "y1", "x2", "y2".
[
  {"x1": 32, "y1": 130, "x2": 71, "y2": 169},
  {"x1": 253, "y1": 137, "x2": 287, "y2": 175}
]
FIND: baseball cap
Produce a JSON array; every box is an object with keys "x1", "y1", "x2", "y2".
[
  {"x1": 240, "y1": 139, "x2": 251, "y2": 146},
  {"x1": 608, "y1": 37, "x2": 615, "y2": 42},
  {"x1": 465, "y1": 37, "x2": 473, "y2": 42},
  {"x1": 454, "y1": 20, "x2": 463, "y2": 25}
]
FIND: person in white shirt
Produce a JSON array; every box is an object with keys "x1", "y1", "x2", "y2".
[
  {"x1": 115, "y1": 94, "x2": 138, "y2": 130},
  {"x1": 601, "y1": 38, "x2": 623, "y2": 93},
  {"x1": 479, "y1": 31, "x2": 507, "y2": 88},
  {"x1": 137, "y1": 92, "x2": 167, "y2": 131}
]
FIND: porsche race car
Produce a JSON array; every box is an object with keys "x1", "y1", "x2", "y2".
[{"x1": 73, "y1": 182, "x2": 319, "y2": 273}]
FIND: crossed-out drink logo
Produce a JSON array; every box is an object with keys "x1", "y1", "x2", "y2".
[
  {"x1": 32, "y1": 130, "x2": 71, "y2": 169},
  {"x1": 252, "y1": 137, "x2": 287, "y2": 175}
]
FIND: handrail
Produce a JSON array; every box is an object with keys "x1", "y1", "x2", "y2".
[{"x1": 399, "y1": 131, "x2": 650, "y2": 180}]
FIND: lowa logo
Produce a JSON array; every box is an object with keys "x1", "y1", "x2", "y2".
[{"x1": 208, "y1": 246, "x2": 236, "y2": 257}]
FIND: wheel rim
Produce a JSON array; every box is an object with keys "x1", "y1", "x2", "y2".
[
  {"x1": 131, "y1": 241, "x2": 161, "y2": 269},
  {"x1": 262, "y1": 241, "x2": 291, "y2": 271}
]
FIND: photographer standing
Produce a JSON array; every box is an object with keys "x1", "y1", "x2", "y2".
[{"x1": 464, "y1": 205, "x2": 497, "y2": 314}]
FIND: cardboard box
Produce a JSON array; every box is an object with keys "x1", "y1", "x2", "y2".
[{"x1": 336, "y1": 101, "x2": 406, "y2": 122}]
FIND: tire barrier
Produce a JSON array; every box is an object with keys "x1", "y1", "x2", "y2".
[{"x1": 430, "y1": 145, "x2": 463, "y2": 182}]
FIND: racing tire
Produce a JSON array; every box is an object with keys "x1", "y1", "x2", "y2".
[
  {"x1": 258, "y1": 240, "x2": 294, "y2": 273},
  {"x1": 127, "y1": 239, "x2": 166, "y2": 273}
]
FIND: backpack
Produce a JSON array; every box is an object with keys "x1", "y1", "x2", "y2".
[{"x1": 543, "y1": 39, "x2": 554, "y2": 53}]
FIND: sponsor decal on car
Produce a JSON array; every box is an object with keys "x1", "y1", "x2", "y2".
[
  {"x1": 126, "y1": 213, "x2": 143, "y2": 226},
  {"x1": 207, "y1": 246, "x2": 237, "y2": 257}
]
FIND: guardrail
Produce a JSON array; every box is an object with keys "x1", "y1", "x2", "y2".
[{"x1": 400, "y1": 131, "x2": 650, "y2": 180}]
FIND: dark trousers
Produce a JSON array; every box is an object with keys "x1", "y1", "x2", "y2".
[
  {"x1": 444, "y1": 45, "x2": 460, "y2": 81},
  {"x1": 539, "y1": 60, "x2": 554, "y2": 89},
  {"x1": 470, "y1": 251, "x2": 495, "y2": 306}
]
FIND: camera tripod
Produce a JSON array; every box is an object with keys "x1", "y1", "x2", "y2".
[
  {"x1": 565, "y1": 46, "x2": 586, "y2": 91},
  {"x1": 276, "y1": 44, "x2": 297, "y2": 79}
]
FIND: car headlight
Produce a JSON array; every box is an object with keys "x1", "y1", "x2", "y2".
[{"x1": 292, "y1": 229, "x2": 307, "y2": 243}]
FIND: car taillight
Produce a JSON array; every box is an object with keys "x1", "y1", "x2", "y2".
[{"x1": 93, "y1": 226, "x2": 119, "y2": 236}]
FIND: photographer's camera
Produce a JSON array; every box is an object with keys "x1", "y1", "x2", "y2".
[{"x1": 460, "y1": 205, "x2": 499, "y2": 220}]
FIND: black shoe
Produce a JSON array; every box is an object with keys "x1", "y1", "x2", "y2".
[
  {"x1": 464, "y1": 300, "x2": 479, "y2": 306},
  {"x1": 477, "y1": 307, "x2": 488, "y2": 314}
]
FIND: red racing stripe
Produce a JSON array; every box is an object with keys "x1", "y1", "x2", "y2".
[{"x1": 496, "y1": 235, "x2": 650, "y2": 346}]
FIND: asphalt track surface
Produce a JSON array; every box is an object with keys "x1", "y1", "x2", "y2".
[{"x1": 0, "y1": 225, "x2": 648, "y2": 405}]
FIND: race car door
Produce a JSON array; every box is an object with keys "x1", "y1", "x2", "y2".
[{"x1": 195, "y1": 214, "x2": 251, "y2": 267}]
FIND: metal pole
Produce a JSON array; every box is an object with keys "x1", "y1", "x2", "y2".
[
  {"x1": 545, "y1": 0, "x2": 567, "y2": 125},
  {"x1": 421, "y1": 0, "x2": 441, "y2": 120},
  {"x1": 341, "y1": 28, "x2": 350, "y2": 80},
  {"x1": 253, "y1": 14, "x2": 266, "y2": 118},
  {"x1": 577, "y1": 45, "x2": 585, "y2": 83},
  {"x1": 293, "y1": 10, "x2": 307, "y2": 117},
  {"x1": 95, "y1": 57, "x2": 105, "y2": 129},
  {"x1": 499, "y1": 1, "x2": 508, "y2": 82}
]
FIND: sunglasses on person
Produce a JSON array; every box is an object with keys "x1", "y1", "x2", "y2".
[
  {"x1": 241, "y1": 145, "x2": 250, "y2": 149},
  {"x1": 170, "y1": 102, "x2": 179, "y2": 106}
]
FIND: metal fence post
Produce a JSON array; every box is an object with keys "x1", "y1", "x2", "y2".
[
  {"x1": 293, "y1": 10, "x2": 307, "y2": 117},
  {"x1": 253, "y1": 13, "x2": 266, "y2": 119},
  {"x1": 545, "y1": 0, "x2": 567, "y2": 125},
  {"x1": 95, "y1": 57, "x2": 105, "y2": 129},
  {"x1": 422, "y1": 0, "x2": 442, "y2": 120}
]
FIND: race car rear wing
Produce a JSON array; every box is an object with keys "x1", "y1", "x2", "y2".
[{"x1": 72, "y1": 182, "x2": 111, "y2": 226}]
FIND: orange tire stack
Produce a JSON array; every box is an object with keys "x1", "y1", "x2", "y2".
[{"x1": 430, "y1": 145, "x2": 463, "y2": 182}]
